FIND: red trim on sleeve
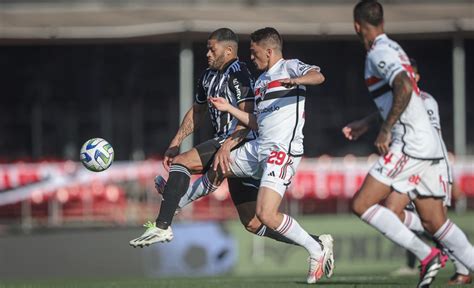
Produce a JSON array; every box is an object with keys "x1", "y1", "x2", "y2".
[{"x1": 365, "y1": 76, "x2": 382, "y2": 86}]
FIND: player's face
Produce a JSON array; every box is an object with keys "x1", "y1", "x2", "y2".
[
  {"x1": 250, "y1": 41, "x2": 269, "y2": 71},
  {"x1": 207, "y1": 39, "x2": 226, "y2": 70}
]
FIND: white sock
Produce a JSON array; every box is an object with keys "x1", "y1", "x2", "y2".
[
  {"x1": 434, "y1": 219, "x2": 474, "y2": 271},
  {"x1": 275, "y1": 214, "x2": 322, "y2": 258},
  {"x1": 403, "y1": 210, "x2": 424, "y2": 233},
  {"x1": 361, "y1": 204, "x2": 431, "y2": 260},
  {"x1": 446, "y1": 249, "x2": 471, "y2": 275},
  {"x1": 178, "y1": 174, "x2": 219, "y2": 208}
]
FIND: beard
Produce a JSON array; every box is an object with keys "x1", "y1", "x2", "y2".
[{"x1": 209, "y1": 53, "x2": 225, "y2": 70}]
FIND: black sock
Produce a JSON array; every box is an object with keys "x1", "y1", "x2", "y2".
[
  {"x1": 156, "y1": 164, "x2": 191, "y2": 229},
  {"x1": 255, "y1": 224, "x2": 321, "y2": 248}
]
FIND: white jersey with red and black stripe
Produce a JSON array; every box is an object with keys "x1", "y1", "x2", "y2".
[
  {"x1": 365, "y1": 34, "x2": 443, "y2": 160},
  {"x1": 254, "y1": 58, "x2": 319, "y2": 158}
]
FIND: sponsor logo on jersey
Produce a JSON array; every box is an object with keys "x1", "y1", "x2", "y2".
[
  {"x1": 233, "y1": 78, "x2": 242, "y2": 98},
  {"x1": 256, "y1": 105, "x2": 280, "y2": 114}
]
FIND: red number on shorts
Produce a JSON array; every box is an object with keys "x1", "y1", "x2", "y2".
[{"x1": 267, "y1": 151, "x2": 286, "y2": 165}]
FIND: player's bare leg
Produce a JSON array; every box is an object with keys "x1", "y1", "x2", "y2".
[
  {"x1": 352, "y1": 175, "x2": 447, "y2": 287},
  {"x1": 385, "y1": 192, "x2": 420, "y2": 276},
  {"x1": 385, "y1": 191, "x2": 411, "y2": 222},
  {"x1": 256, "y1": 186, "x2": 334, "y2": 283},
  {"x1": 414, "y1": 197, "x2": 474, "y2": 272}
]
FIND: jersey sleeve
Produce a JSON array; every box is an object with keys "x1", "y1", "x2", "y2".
[
  {"x1": 287, "y1": 59, "x2": 320, "y2": 78},
  {"x1": 423, "y1": 93, "x2": 441, "y2": 130},
  {"x1": 194, "y1": 71, "x2": 208, "y2": 105},
  {"x1": 228, "y1": 70, "x2": 255, "y2": 104},
  {"x1": 367, "y1": 46, "x2": 405, "y2": 86}
]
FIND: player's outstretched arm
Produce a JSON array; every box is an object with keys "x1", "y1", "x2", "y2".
[
  {"x1": 209, "y1": 97, "x2": 258, "y2": 131},
  {"x1": 342, "y1": 112, "x2": 379, "y2": 141},
  {"x1": 163, "y1": 103, "x2": 207, "y2": 170},
  {"x1": 375, "y1": 71, "x2": 412, "y2": 155},
  {"x1": 279, "y1": 69, "x2": 325, "y2": 88}
]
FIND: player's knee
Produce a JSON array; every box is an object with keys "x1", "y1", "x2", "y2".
[
  {"x1": 171, "y1": 153, "x2": 195, "y2": 170},
  {"x1": 385, "y1": 204, "x2": 404, "y2": 221},
  {"x1": 171, "y1": 153, "x2": 186, "y2": 165},
  {"x1": 421, "y1": 218, "x2": 443, "y2": 235},
  {"x1": 255, "y1": 209, "x2": 274, "y2": 227},
  {"x1": 238, "y1": 212, "x2": 257, "y2": 231},
  {"x1": 243, "y1": 216, "x2": 261, "y2": 234},
  {"x1": 351, "y1": 196, "x2": 369, "y2": 217}
]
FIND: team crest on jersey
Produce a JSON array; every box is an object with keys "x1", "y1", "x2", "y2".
[{"x1": 254, "y1": 81, "x2": 267, "y2": 104}]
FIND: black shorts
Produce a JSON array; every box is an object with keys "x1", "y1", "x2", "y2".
[
  {"x1": 228, "y1": 177, "x2": 260, "y2": 206},
  {"x1": 194, "y1": 138, "x2": 223, "y2": 172},
  {"x1": 194, "y1": 138, "x2": 260, "y2": 205},
  {"x1": 194, "y1": 137, "x2": 250, "y2": 172}
]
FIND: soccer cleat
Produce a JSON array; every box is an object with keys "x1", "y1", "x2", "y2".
[
  {"x1": 129, "y1": 221, "x2": 173, "y2": 248},
  {"x1": 447, "y1": 273, "x2": 472, "y2": 285},
  {"x1": 154, "y1": 175, "x2": 181, "y2": 215},
  {"x1": 417, "y1": 247, "x2": 448, "y2": 288},
  {"x1": 307, "y1": 234, "x2": 335, "y2": 283},
  {"x1": 307, "y1": 255, "x2": 324, "y2": 284},
  {"x1": 319, "y1": 234, "x2": 335, "y2": 278}
]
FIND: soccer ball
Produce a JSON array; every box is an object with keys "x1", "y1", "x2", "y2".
[{"x1": 80, "y1": 138, "x2": 114, "y2": 172}]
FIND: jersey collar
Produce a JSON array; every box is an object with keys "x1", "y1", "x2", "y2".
[
  {"x1": 220, "y1": 58, "x2": 239, "y2": 72},
  {"x1": 370, "y1": 33, "x2": 387, "y2": 50},
  {"x1": 267, "y1": 58, "x2": 284, "y2": 74}
]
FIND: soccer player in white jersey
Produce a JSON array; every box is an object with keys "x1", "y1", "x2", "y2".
[
  {"x1": 208, "y1": 27, "x2": 334, "y2": 284},
  {"x1": 343, "y1": 1, "x2": 474, "y2": 287},
  {"x1": 383, "y1": 59, "x2": 472, "y2": 285},
  {"x1": 345, "y1": 55, "x2": 473, "y2": 284}
]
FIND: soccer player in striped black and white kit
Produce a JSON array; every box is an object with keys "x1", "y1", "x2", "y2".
[
  {"x1": 345, "y1": 2, "x2": 474, "y2": 287},
  {"x1": 129, "y1": 28, "x2": 319, "y2": 251}
]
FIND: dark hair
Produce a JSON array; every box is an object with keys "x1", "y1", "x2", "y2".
[
  {"x1": 250, "y1": 27, "x2": 282, "y2": 50},
  {"x1": 208, "y1": 28, "x2": 239, "y2": 43},
  {"x1": 410, "y1": 58, "x2": 419, "y2": 74},
  {"x1": 354, "y1": 0, "x2": 384, "y2": 26}
]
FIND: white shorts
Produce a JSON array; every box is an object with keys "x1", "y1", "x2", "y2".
[
  {"x1": 369, "y1": 151, "x2": 445, "y2": 200},
  {"x1": 229, "y1": 140, "x2": 301, "y2": 197},
  {"x1": 438, "y1": 157, "x2": 453, "y2": 207}
]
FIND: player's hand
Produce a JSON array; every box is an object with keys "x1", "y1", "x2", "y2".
[
  {"x1": 374, "y1": 127, "x2": 391, "y2": 155},
  {"x1": 213, "y1": 145, "x2": 232, "y2": 174},
  {"x1": 342, "y1": 119, "x2": 369, "y2": 140},
  {"x1": 209, "y1": 97, "x2": 230, "y2": 112},
  {"x1": 279, "y1": 78, "x2": 298, "y2": 88},
  {"x1": 163, "y1": 146, "x2": 179, "y2": 171}
]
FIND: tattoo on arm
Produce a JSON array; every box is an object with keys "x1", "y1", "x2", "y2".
[
  {"x1": 172, "y1": 104, "x2": 207, "y2": 145},
  {"x1": 382, "y1": 72, "x2": 413, "y2": 132}
]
